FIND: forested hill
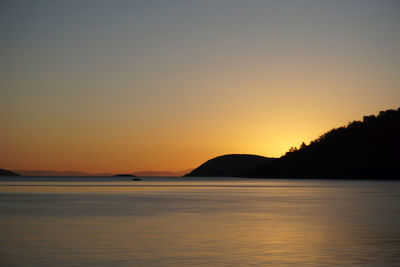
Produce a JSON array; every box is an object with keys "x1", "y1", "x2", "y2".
[
  {"x1": 185, "y1": 108, "x2": 400, "y2": 179},
  {"x1": 250, "y1": 108, "x2": 400, "y2": 178}
]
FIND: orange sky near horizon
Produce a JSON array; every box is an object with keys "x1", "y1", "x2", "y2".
[{"x1": 1, "y1": 1, "x2": 399, "y2": 173}]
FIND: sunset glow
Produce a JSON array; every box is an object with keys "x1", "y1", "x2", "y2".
[{"x1": 1, "y1": 0, "x2": 399, "y2": 173}]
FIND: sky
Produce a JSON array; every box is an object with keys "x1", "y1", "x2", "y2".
[{"x1": 1, "y1": 0, "x2": 399, "y2": 173}]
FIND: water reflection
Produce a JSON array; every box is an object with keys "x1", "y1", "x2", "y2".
[{"x1": 0, "y1": 178, "x2": 399, "y2": 266}]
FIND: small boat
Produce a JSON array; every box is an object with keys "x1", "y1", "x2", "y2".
[{"x1": 132, "y1": 178, "x2": 142, "y2": 181}]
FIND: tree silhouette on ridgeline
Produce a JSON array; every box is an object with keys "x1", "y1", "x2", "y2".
[{"x1": 250, "y1": 108, "x2": 400, "y2": 178}]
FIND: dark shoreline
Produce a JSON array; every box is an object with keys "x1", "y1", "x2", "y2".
[{"x1": 0, "y1": 175, "x2": 399, "y2": 180}]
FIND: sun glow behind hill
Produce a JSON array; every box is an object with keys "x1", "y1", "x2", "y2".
[{"x1": 1, "y1": 1, "x2": 399, "y2": 173}]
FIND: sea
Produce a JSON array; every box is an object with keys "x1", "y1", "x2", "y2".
[{"x1": 0, "y1": 177, "x2": 399, "y2": 266}]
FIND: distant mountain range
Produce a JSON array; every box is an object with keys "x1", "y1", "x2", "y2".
[
  {"x1": 10, "y1": 169, "x2": 193, "y2": 177},
  {"x1": 12, "y1": 170, "x2": 113, "y2": 177},
  {"x1": 187, "y1": 108, "x2": 400, "y2": 179},
  {"x1": 132, "y1": 169, "x2": 193, "y2": 177}
]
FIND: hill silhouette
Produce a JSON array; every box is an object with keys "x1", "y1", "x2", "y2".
[
  {"x1": 184, "y1": 154, "x2": 274, "y2": 177},
  {"x1": 0, "y1": 168, "x2": 19, "y2": 176},
  {"x1": 185, "y1": 108, "x2": 400, "y2": 179}
]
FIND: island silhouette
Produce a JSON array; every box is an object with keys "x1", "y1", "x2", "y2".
[
  {"x1": 186, "y1": 107, "x2": 400, "y2": 179},
  {"x1": 0, "y1": 168, "x2": 19, "y2": 176},
  {"x1": 2, "y1": 108, "x2": 399, "y2": 179}
]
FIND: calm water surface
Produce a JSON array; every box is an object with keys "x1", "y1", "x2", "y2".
[{"x1": 0, "y1": 177, "x2": 399, "y2": 266}]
